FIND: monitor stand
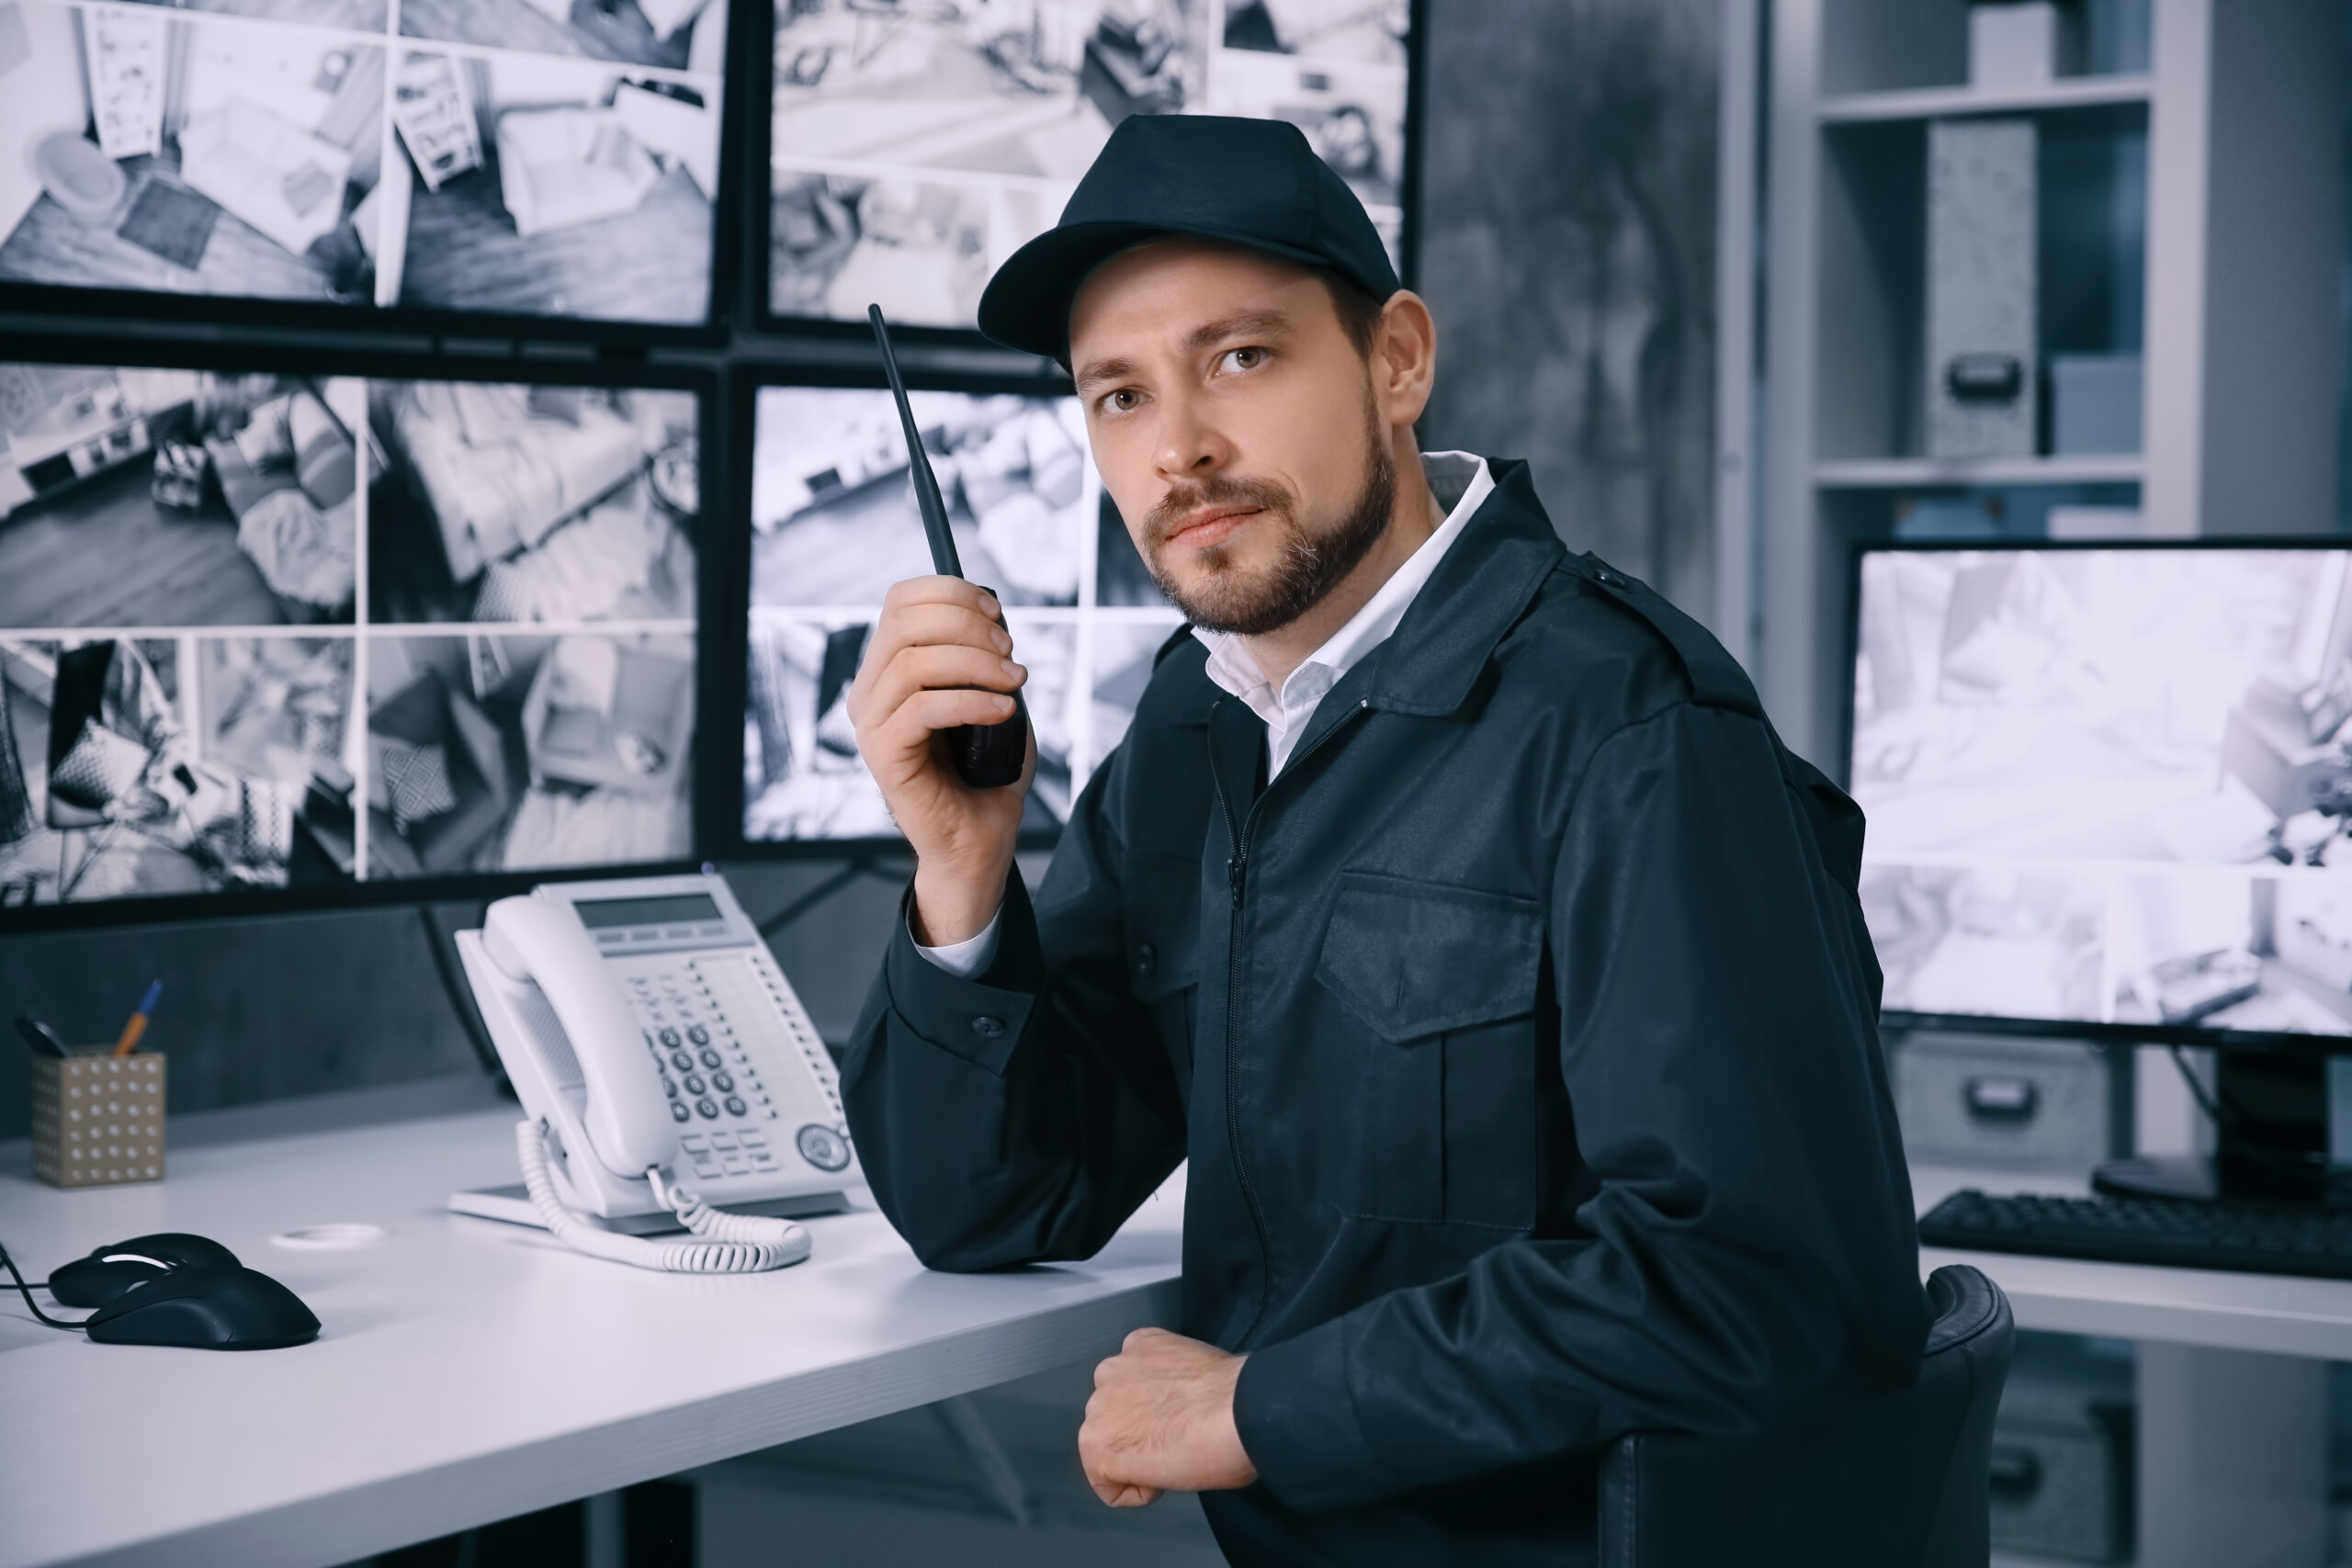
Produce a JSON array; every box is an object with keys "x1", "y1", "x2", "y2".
[{"x1": 2092, "y1": 1046, "x2": 2338, "y2": 1206}]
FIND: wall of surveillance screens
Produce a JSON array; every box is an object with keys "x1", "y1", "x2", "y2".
[
  {"x1": 0, "y1": 356, "x2": 701, "y2": 908},
  {"x1": 769, "y1": 0, "x2": 1410, "y2": 330},
  {"x1": 1850, "y1": 547, "x2": 2352, "y2": 1041},
  {"x1": 0, "y1": 0, "x2": 729, "y2": 327},
  {"x1": 742, "y1": 381, "x2": 1178, "y2": 841}
]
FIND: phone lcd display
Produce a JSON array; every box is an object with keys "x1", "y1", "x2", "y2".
[{"x1": 575, "y1": 892, "x2": 721, "y2": 929}]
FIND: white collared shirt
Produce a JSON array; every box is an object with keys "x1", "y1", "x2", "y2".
[
  {"x1": 1192, "y1": 450, "x2": 1493, "y2": 777},
  {"x1": 919, "y1": 451, "x2": 1495, "y2": 977}
]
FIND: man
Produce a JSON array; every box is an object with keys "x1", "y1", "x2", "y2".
[{"x1": 844, "y1": 115, "x2": 1925, "y2": 1564}]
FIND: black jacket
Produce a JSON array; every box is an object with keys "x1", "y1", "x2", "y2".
[{"x1": 844, "y1": 461, "x2": 1927, "y2": 1565}]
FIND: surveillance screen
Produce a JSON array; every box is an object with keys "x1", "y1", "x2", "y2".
[
  {"x1": 0, "y1": 0, "x2": 728, "y2": 327},
  {"x1": 0, "y1": 357, "x2": 701, "y2": 908},
  {"x1": 769, "y1": 0, "x2": 1409, "y2": 331},
  {"x1": 742, "y1": 381, "x2": 1178, "y2": 843},
  {"x1": 1850, "y1": 547, "x2": 2352, "y2": 1039}
]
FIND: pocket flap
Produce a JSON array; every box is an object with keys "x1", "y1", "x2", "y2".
[{"x1": 1316, "y1": 871, "x2": 1543, "y2": 1043}]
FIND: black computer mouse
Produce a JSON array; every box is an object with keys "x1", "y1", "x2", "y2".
[
  {"x1": 83, "y1": 1265, "x2": 320, "y2": 1350},
  {"x1": 49, "y1": 1233, "x2": 242, "y2": 1309}
]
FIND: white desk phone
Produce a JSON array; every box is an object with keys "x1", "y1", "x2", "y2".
[{"x1": 455, "y1": 872, "x2": 860, "y2": 1272}]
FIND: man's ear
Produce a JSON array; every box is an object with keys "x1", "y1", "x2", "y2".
[{"x1": 1374, "y1": 290, "x2": 1438, "y2": 428}]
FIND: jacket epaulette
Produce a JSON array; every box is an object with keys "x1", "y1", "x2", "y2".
[{"x1": 1563, "y1": 553, "x2": 1762, "y2": 718}]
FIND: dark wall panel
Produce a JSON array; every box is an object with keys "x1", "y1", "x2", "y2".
[{"x1": 1416, "y1": 0, "x2": 1723, "y2": 616}]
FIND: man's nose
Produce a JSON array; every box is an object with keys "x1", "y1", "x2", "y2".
[{"x1": 1155, "y1": 394, "x2": 1233, "y2": 480}]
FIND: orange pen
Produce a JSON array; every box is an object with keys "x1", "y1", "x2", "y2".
[{"x1": 110, "y1": 980, "x2": 164, "y2": 1057}]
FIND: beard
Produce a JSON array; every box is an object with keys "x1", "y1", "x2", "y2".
[{"x1": 1137, "y1": 400, "x2": 1397, "y2": 637}]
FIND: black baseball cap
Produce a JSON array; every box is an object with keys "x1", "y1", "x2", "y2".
[{"x1": 976, "y1": 115, "x2": 1400, "y2": 363}]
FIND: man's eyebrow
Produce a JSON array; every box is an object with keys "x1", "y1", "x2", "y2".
[
  {"x1": 1182, "y1": 310, "x2": 1291, "y2": 355},
  {"x1": 1072, "y1": 311, "x2": 1295, "y2": 391},
  {"x1": 1073, "y1": 355, "x2": 1137, "y2": 392}
]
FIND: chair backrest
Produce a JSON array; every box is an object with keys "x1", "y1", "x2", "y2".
[{"x1": 1598, "y1": 1264, "x2": 2013, "y2": 1568}]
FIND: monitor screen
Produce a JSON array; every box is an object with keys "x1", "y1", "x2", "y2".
[
  {"x1": 1849, "y1": 545, "x2": 2352, "y2": 1043},
  {"x1": 738, "y1": 378, "x2": 1179, "y2": 844},
  {"x1": 0, "y1": 351, "x2": 704, "y2": 919},
  {"x1": 766, "y1": 0, "x2": 1411, "y2": 333},
  {"x1": 0, "y1": 0, "x2": 729, "y2": 332}
]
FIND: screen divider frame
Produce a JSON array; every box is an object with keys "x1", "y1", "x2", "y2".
[{"x1": 0, "y1": 333, "x2": 723, "y2": 936}]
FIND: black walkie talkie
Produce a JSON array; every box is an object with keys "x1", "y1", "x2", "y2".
[{"x1": 868, "y1": 304, "x2": 1030, "y2": 790}]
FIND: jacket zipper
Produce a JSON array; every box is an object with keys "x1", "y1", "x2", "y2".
[{"x1": 1212, "y1": 699, "x2": 1368, "y2": 1343}]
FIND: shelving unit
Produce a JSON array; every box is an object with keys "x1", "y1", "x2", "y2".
[
  {"x1": 1762, "y1": 0, "x2": 2346, "y2": 771},
  {"x1": 1764, "y1": 6, "x2": 2348, "y2": 1567}
]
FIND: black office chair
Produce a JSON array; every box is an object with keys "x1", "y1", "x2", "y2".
[{"x1": 1598, "y1": 1264, "x2": 2013, "y2": 1568}]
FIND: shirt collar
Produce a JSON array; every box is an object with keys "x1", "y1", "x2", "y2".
[{"x1": 1193, "y1": 452, "x2": 1494, "y2": 705}]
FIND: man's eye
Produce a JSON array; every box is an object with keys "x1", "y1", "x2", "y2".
[
  {"x1": 1221, "y1": 347, "x2": 1267, "y2": 372},
  {"x1": 1103, "y1": 389, "x2": 1142, "y2": 413}
]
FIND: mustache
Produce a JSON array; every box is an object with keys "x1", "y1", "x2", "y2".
[{"x1": 1142, "y1": 476, "x2": 1295, "y2": 545}]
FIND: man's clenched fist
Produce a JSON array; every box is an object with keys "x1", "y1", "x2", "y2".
[{"x1": 1078, "y1": 1327, "x2": 1258, "y2": 1507}]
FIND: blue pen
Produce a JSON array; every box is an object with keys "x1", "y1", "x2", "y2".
[{"x1": 110, "y1": 979, "x2": 163, "y2": 1057}]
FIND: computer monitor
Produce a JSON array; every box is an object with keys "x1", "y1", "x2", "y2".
[
  {"x1": 729, "y1": 367, "x2": 1180, "y2": 847},
  {"x1": 0, "y1": 0, "x2": 736, "y2": 337},
  {"x1": 762, "y1": 0, "x2": 1417, "y2": 336},
  {"x1": 1849, "y1": 541, "x2": 2352, "y2": 1201},
  {"x1": 0, "y1": 341, "x2": 710, "y2": 929}
]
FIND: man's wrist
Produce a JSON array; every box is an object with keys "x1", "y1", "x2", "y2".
[{"x1": 910, "y1": 859, "x2": 1012, "y2": 946}]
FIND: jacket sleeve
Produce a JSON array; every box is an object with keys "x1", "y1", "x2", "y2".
[
  {"x1": 840, "y1": 750, "x2": 1189, "y2": 1271},
  {"x1": 1230, "y1": 701, "x2": 1928, "y2": 1511}
]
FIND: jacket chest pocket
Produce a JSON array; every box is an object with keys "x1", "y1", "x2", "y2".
[{"x1": 1315, "y1": 871, "x2": 1544, "y2": 1228}]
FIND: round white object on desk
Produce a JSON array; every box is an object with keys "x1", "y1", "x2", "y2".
[{"x1": 272, "y1": 1224, "x2": 390, "y2": 1251}]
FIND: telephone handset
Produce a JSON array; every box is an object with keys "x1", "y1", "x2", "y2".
[{"x1": 458, "y1": 873, "x2": 859, "y2": 1272}]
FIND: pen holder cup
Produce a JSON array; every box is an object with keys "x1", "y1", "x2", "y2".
[{"x1": 30, "y1": 1052, "x2": 166, "y2": 1188}]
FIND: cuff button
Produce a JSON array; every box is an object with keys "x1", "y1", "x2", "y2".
[
  {"x1": 1135, "y1": 943, "x2": 1157, "y2": 978},
  {"x1": 970, "y1": 1015, "x2": 1006, "y2": 1038}
]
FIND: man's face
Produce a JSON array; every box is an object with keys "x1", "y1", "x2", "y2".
[{"x1": 1068, "y1": 240, "x2": 1395, "y2": 636}]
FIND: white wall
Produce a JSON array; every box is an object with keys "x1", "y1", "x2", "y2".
[{"x1": 0, "y1": 4, "x2": 93, "y2": 243}]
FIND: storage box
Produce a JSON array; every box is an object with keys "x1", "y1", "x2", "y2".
[
  {"x1": 1890, "y1": 1032, "x2": 2123, "y2": 1169},
  {"x1": 2052, "y1": 354, "x2": 2143, "y2": 456},
  {"x1": 30, "y1": 1051, "x2": 166, "y2": 1187},
  {"x1": 1927, "y1": 118, "x2": 2039, "y2": 459},
  {"x1": 1991, "y1": 1337, "x2": 2135, "y2": 1564},
  {"x1": 1971, "y1": 2, "x2": 2086, "y2": 87}
]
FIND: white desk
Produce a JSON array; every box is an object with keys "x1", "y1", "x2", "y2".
[
  {"x1": 0, "y1": 1103, "x2": 1182, "y2": 1568},
  {"x1": 1913, "y1": 1163, "x2": 2352, "y2": 1361},
  {"x1": 1913, "y1": 1163, "x2": 2346, "y2": 1568},
  {"x1": 6, "y1": 1116, "x2": 2347, "y2": 1568}
]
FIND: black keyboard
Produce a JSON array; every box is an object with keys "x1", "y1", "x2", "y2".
[{"x1": 1919, "y1": 1189, "x2": 2352, "y2": 1280}]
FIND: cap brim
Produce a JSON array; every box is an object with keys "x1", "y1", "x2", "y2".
[{"x1": 977, "y1": 220, "x2": 1337, "y2": 362}]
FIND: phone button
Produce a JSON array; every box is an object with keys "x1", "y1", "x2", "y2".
[
  {"x1": 662, "y1": 1078, "x2": 678, "y2": 1099},
  {"x1": 669, "y1": 1101, "x2": 691, "y2": 1122},
  {"x1": 659, "y1": 1028, "x2": 684, "y2": 1048},
  {"x1": 684, "y1": 1074, "x2": 707, "y2": 1095},
  {"x1": 724, "y1": 1096, "x2": 748, "y2": 1117},
  {"x1": 686, "y1": 1025, "x2": 710, "y2": 1046},
  {"x1": 797, "y1": 1124, "x2": 852, "y2": 1172},
  {"x1": 695, "y1": 1098, "x2": 719, "y2": 1120},
  {"x1": 712, "y1": 1071, "x2": 734, "y2": 1093},
  {"x1": 670, "y1": 1050, "x2": 694, "y2": 1073}
]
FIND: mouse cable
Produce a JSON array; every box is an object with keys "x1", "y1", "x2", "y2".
[{"x1": 0, "y1": 1242, "x2": 86, "y2": 1333}]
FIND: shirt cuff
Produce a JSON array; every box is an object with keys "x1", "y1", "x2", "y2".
[{"x1": 911, "y1": 908, "x2": 1002, "y2": 979}]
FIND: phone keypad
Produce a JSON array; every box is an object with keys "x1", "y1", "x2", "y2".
[{"x1": 623, "y1": 953, "x2": 849, "y2": 1188}]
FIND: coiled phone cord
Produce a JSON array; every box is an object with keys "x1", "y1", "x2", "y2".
[{"x1": 514, "y1": 1121, "x2": 810, "y2": 1273}]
